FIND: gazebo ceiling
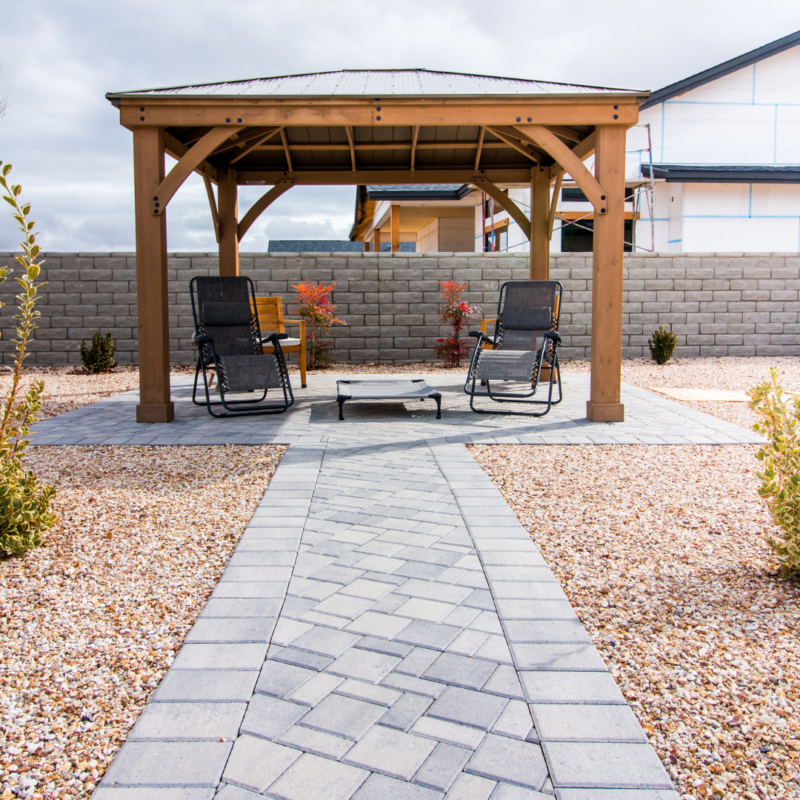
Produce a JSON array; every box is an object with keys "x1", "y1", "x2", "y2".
[{"x1": 107, "y1": 69, "x2": 648, "y2": 185}]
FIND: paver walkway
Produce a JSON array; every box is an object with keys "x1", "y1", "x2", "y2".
[{"x1": 69, "y1": 373, "x2": 754, "y2": 799}]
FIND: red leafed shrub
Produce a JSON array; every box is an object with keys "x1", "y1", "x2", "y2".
[
  {"x1": 291, "y1": 279, "x2": 346, "y2": 369},
  {"x1": 434, "y1": 281, "x2": 481, "y2": 368}
]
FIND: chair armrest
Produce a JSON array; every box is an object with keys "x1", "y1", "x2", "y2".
[
  {"x1": 469, "y1": 331, "x2": 491, "y2": 341},
  {"x1": 262, "y1": 332, "x2": 288, "y2": 344},
  {"x1": 283, "y1": 318, "x2": 307, "y2": 338},
  {"x1": 544, "y1": 331, "x2": 561, "y2": 344},
  {"x1": 193, "y1": 333, "x2": 213, "y2": 346},
  {"x1": 480, "y1": 318, "x2": 497, "y2": 333}
]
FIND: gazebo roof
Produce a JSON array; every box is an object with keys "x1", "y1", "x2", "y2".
[{"x1": 107, "y1": 69, "x2": 644, "y2": 101}]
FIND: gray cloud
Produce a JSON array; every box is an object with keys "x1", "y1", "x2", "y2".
[{"x1": 1, "y1": 0, "x2": 799, "y2": 251}]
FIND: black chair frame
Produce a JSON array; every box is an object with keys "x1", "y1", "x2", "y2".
[
  {"x1": 464, "y1": 280, "x2": 563, "y2": 417},
  {"x1": 190, "y1": 276, "x2": 295, "y2": 418}
]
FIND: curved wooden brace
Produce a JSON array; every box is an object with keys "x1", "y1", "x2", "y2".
[
  {"x1": 514, "y1": 125, "x2": 606, "y2": 213},
  {"x1": 549, "y1": 168, "x2": 565, "y2": 240},
  {"x1": 472, "y1": 176, "x2": 531, "y2": 240},
  {"x1": 153, "y1": 126, "x2": 243, "y2": 215},
  {"x1": 237, "y1": 179, "x2": 295, "y2": 241}
]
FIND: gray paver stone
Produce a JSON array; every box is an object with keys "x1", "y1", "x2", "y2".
[
  {"x1": 300, "y1": 692, "x2": 386, "y2": 739},
  {"x1": 101, "y1": 741, "x2": 232, "y2": 787},
  {"x1": 443, "y1": 773, "x2": 496, "y2": 800},
  {"x1": 353, "y1": 773, "x2": 444, "y2": 800},
  {"x1": 92, "y1": 791, "x2": 214, "y2": 800},
  {"x1": 543, "y1": 742, "x2": 673, "y2": 789},
  {"x1": 423, "y1": 652, "x2": 498, "y2": 691},
  {"x1": 129, "y1": 702, "x2": 245, "y2": 741},
  {"x1": 291, "y1": 625, "x2": 360, "y2": 657},
  {"x1": 531, "y1": 703, "x2": 647, "y2": 743},
  {"x1": 328, "y1": 647, "x2": 401, "y2": 682},
  {"x1": 520, "y1": 672, "x2": 627, "y2": 705},
  {"x1": 153, "y1": 670, "x2": 258, "y2": 703},
  {"x1": 413, "y1": 742, "x2": 472, "y2": 792},
  {"x1": 267, "y1": 752, "x2": 369, "y2": 800},
  {"x1": 427, "y1": 686, "x2": 507, "y2": 730},
  {"x1": 240, "y1": 694, "x2": 308, "y2": 740},
  {"x1": 344, "y1": 725, "x2": 437, "y2": 780},
  {"x1": 255, "y1": 660, "x2": 315, "y2": 698},
  {"x1": 465, "y1": 734, "x2": 548, "y2": 791},
  {"x1": 378, "y1": 691, "x2": 434, "y2": 731},
  {"x1": 279, "y1": 724, "x2": 354, "y2": 759},
  {"x1": 221, "y1": 735, "x2": 300, "y2": 793},
  {"x1": 395, "y1": 620, "x2": 462, "y2": 649}
]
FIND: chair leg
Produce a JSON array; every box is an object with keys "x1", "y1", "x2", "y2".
[{"x1": 299, "y1": 340, "x2": 307, "y2": 388}]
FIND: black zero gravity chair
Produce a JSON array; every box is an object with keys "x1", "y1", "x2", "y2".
[
  {"x1": 190, "y1": 276, "x2": 294, "y2": 417},
  {"x1": 464, "y1": 280, "x2": 563, "y2": 416}
]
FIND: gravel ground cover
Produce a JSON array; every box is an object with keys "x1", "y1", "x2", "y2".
[
  {"x1": 471, "y1": 443, "x2": 800, "y2": 800},
  {"x1": 0, "y1": 444, "x2": 285, "y2": 799},
  {"x1": 562, "y1": 356, "x2": 800, "y2": 429}
]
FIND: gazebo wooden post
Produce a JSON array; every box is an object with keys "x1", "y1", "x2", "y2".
[
  {"x1": 374, "y1": 228, "x2": 382, "y2": 253},
  {"x1": 529, "y1": 166, "x2": 550, "y2": 280},
  {"x1": 218, "y1": 169, "x2": 239, "y2": 276},
  {"x1": 132, "y1": 127, "x2": 174, "y2": 423},
  {"x1": 587, "y1": 125, "x2": 626, "y2": 422}
]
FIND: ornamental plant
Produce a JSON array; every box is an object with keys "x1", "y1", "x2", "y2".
[
  {"x1": 291, "y1": 279, "x2": 346, "y2": 369},
  {"x1": 648, "y1": 325, "x2": 677, "y2": 365},
  {"x1": 434, "y1": 280, "x2": 481, "y2": 368},
  {"x1": 80, "y1": 331, "x2": 117, "y2": 373},
  {"x1": 749, "y1": 368, "x2": 800, "y2": 577},
  {"x1": 0, "y1": 162, "x2": 57, "y2": 558}
]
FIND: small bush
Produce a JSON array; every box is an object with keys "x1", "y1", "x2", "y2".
[
  {"x1": 749, "y1": 368, "x2": 800, "y2": 577},
  {"x1": 648, "y1": 325, "x2": 677, "y2": 365},
  {"x1": 80, "y1": 331, "x2": 117, "y2": 373},
  {"x1": 0, "y1": 161, "x2": 58, "y2": 558}
]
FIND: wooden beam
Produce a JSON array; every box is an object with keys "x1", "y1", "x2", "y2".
[
  {"x1": 530, "y1": 167, "x2": 550, "y2": 280},
  {"x1": 410, "y1": 126, "x2": 419, "y2": 171},
  {"x1": 236, "y1": 168, "x2": 534, "y2": 185},
  {"x1": 132, "y1": 128, "x2": 173, "y2": 423},
  {"x1": 345, "y1": 126, "x2": 357, "y2": 171},
  {"x1": 472, "y1": 177, "x2": 530, "y2": 240},
  {"x1": 485, "y1": 127, "x2": 541, "y2": 163},
  {"x1": 280, "y1": 129, "x2": 293, "y2": 171},
  {"x1": 514, "y1": 124, "x2": 606, "y2": 212},
  {"x1": 391, "y1": 205, "x2": 400, "y2": 252},
  {"x1": 587, "y1": 125, "x2": 626, "y2": 423},
  {"x1": 153, "y1": 125, "x2": 242, "y2": 214},
  {"x1": 548, "y1": 169, "x2": 564, "y2": 240},
  {"x1": 544, "y1": 125, "x2": 584, "y2": 143},
  {"x1": 229, "y1": 127, "x2": 283, "y2": 164},
  {"x1": 569, "y1": 130, "x2": 597, "y2": 163},
  {"x1": 374, "y1": 228, "x2": 381, "y2": 253},
  {"x1": 212, "y1": 127, "x2": 277, "y2": 157},
  {"x1": 121, "y1": 99, "x2": 639, "y2": 128},
  {"x1": 203, "y1": 174, "x2": 220, "y2": 244},
  {"x1": 254, "y1": 141, "x2": 521, "y2": 152},
  {"x1": 218, "y1": 170, "x2": 239, "y2": 277},
  {"x1": 474, "y1": 127, "x2": 485, "y2": 170},
  {"x1": 363, "y1": 240, "x2": 369, "y2": 253},
  {"x1": 238, "y1": 179, "x2": 295, "y2": 241}
]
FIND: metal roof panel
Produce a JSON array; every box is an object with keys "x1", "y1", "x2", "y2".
[{"x1": 108, "y1": 69, "x2": 646, "y2": 100}]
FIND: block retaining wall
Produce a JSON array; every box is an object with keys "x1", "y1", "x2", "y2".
[{"x1": 0, "y1": 252, "x2": 797, "y2": 365}]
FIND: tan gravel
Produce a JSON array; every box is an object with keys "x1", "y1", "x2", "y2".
[
  {"x1": 0, "y1": 444, "x2": 285, "y2": 799},
  {"x1": 471, "y1": 443, "x2": 800, "y2": 800},
  {"x1": 562, "y1": 356, "x2": 800, "y2": 430}
]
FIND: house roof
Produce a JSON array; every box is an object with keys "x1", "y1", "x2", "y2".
[
  {"x1": 642, "y1": 164, "x2": 800, "y2": 183},
  {"x1": 640, "y1": 30, "x2": 800, "y2": 110},
  {"x1": 107, "y1": 68, "x2": 645, "y2": 101},
  {"x1": 366, "y1": 185, "x2": 472, "y2": 200},
  {"x1": 267, "y1": 239, "x2": 415, "y2": 253}
]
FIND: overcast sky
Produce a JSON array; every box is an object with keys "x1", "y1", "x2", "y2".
[{"x1": 1, "y1": 1, "x2": 799, "y2": 253}]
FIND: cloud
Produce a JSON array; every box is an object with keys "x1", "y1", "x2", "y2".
[{"x1": 1, "y1": 0, "x2": 799, "y2": 251}]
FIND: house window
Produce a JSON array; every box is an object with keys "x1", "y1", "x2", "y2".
[
  {"x1": 484, "y1": 226, "x2": 508, "y2": 252},
  {"x1": 561, "y1": 187, "x2": 635, "y2": 202},
  {"x1": 561, "y1": 220, "x2": 633, "y2": 253}
]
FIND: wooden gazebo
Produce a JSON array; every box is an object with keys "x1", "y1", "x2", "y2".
[{"x1": 106, "y1": 69, "x2": 648, "y2": 423}]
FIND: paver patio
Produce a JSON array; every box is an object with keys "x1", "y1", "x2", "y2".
[{"x1": 38, "y1": 373, "x2": 758, "y2": 799}]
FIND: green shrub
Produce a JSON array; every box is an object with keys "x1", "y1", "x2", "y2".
[
  {"x1": 749, "y1": 368, "x2": 800, "y2": 577},
  {"x1": 648, "y1": 325, "x2": 677, "y2": 365},
  {"x1": 80, "y1": 331, "x2": 117, "y2": 373},
  {"x1": 0, "y1": 161, "x2": 57, "y2": 558}
]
